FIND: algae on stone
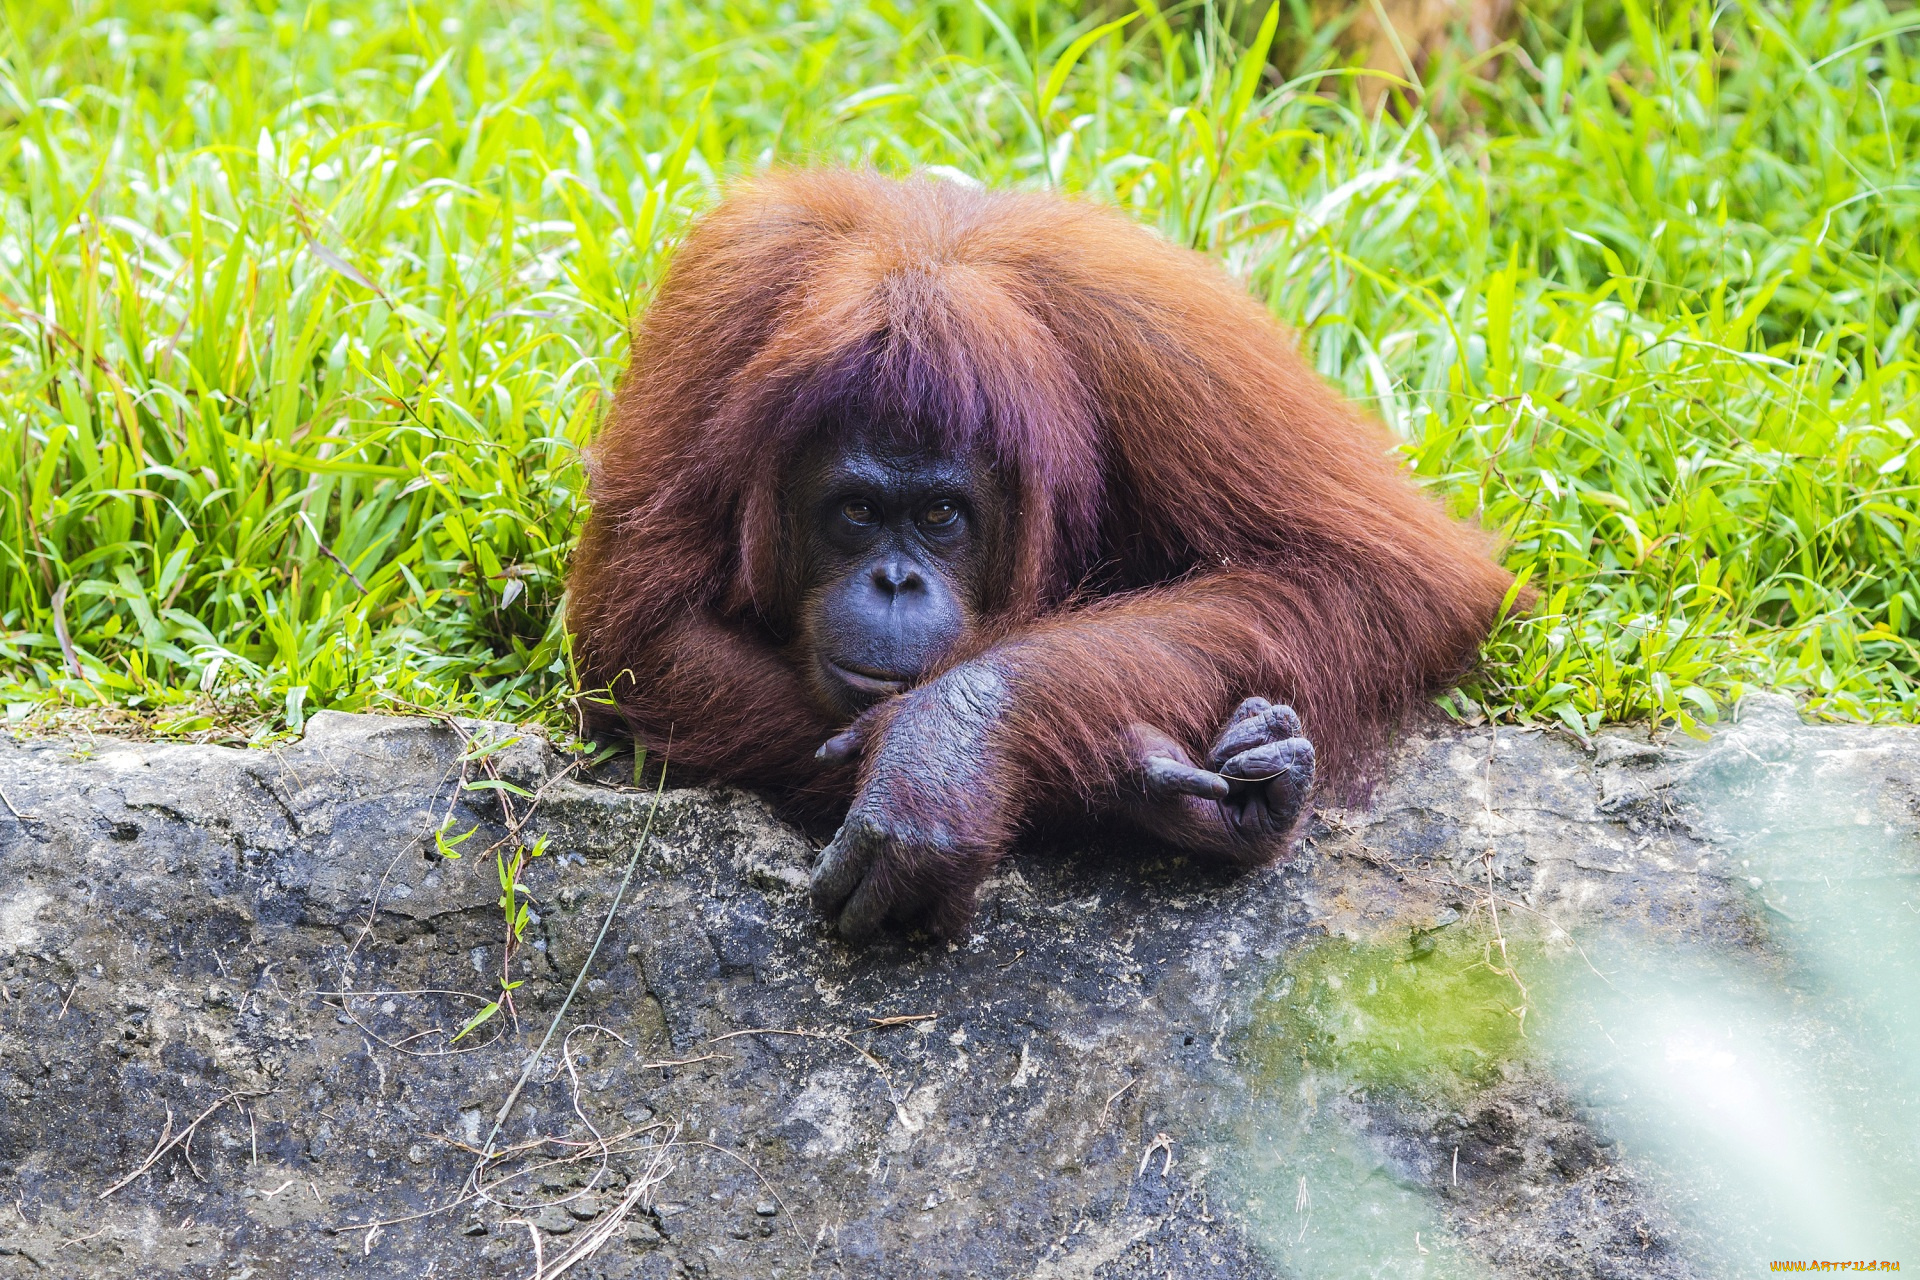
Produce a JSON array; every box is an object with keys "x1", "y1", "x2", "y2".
[{"x1": 1246, "y1": 926, "x2": 1532, "y2": 1100}]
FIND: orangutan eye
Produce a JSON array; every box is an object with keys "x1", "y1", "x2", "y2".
[
  {"x1": 841, "y1": 500, "x2": 877, "y2": 525},
  {"x1": 922, "y1": 501, "x2": 959, "y2": 528}
]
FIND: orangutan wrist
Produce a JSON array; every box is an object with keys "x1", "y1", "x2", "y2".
[{"x1": 865, "y1": 659, "x2": 1013, "y2": 788}]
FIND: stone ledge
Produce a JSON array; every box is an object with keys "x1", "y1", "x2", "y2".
[{"x1": 0, "y1": 701, "x2": 1913, "y2": 1277}]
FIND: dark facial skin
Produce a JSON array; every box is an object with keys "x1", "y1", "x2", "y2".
[{"x1": 789, "y1": 438, "x2": 992, "y2": 720}]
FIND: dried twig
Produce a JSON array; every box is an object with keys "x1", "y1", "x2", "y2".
[
  {"x1": 333, "y1": 1124, "x2": 666, "y2": 1237},
  {"x1": 532, "y1": 1126, "x2": 678, "y2": 1280},
  {"x1": 297, "y1": 512, "x2": 369, "y2": 594},
  {"x1": 706, "y1": 1027, "x2": 887, "y2": 1072},
  {"x1": 1341, "y1": 842, "x2": 1611, "y2": 984},
  {"x1": 635, "y1": 1053, "x2": 727, "y2": 1070},
  {"x1": 683, "y1": 1139, "x2": 796, "y2": 1226},
  {"x1": 344, "y1": 752, "x2": 462, "y2": 962},
  {"x1": 49, "y1": 581, "x2": 82, "y2": 678},
  {"x1": 1099, "y1": 1078, "x2": 1138, "y2": 1128},
  {"x1": 470, "y1": 745, "x2": 671, "y2": 1187},
  {"x1": 549, "y1": 1025, "x2": 628, "y2": 1198},
  {"x1": 0, "y1": 785, "x2": 40, "y2": 823},
  {"x1": 504, "y1": 1218, "x2": 544, "y2": 1276},
  {"x1": 1137, "y1": 1132, "x2": 1175, "y2": 1179},
  {"x1": 1476, "y1": 731, "x2": 1530, "y2": 1029},
  {"x1": 100, "y1": 1091, "x2": 265, "y2": 1198},
  {"x1": 54, "y1": 1224, "x2": 113, "y2": 1251},
  {"x1": 322, "y1": 993, "x2": 503, "y2": 1057}
]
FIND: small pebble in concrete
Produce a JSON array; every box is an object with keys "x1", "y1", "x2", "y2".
[{"x1": 533, "y1": 1204, "x2": 574, "y2": 1235}]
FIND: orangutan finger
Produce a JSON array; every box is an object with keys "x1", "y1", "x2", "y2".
[
  {"x1": 1211, "y1": 706, "x2": 1303, "y2": 768},
  {"x1": 815, "y1": 727, "x2": 865, "y2": 764},
  {"x1": 1226, "y1": 696, "x2": 1272, "y2": 727},
  {"x1": 1144, "y1": 755, "x2": 1231, "y2": 801},
  {"x1": 836, "y1": 872, "x2": 936, "y2": 944},
  {"x1": 834, "y1": 874, "x2": 891, "y2": 944},
  {"x1": 1220, "y1": 737, "x2": 1315, "y2": 785},
  {"x1": 811, "y1": 816, "x2": 881, "y2": 916}
]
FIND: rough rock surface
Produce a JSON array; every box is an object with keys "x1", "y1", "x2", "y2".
[{"x1": 0, "y1": 697, "x2": 1913, "y2": 1277}]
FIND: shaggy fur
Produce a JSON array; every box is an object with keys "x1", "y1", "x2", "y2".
[{"x1": 569, "y1": 169, "x2": 1514, "y2": 862}]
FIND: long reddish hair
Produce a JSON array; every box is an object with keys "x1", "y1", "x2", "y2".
[{"x1": 570, "y1": 170, "x2": 1513, "y2": 812}]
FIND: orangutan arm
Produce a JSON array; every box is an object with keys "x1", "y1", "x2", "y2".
[
  {"x1": 807, "y1": 567, "x2": 1407, "y2": 940},
  {"x1": 584, "y1": 611, "x2": 840, "y2": 795}
]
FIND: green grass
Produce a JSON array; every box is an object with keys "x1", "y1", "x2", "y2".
[{"x1": 1, "y1": 0, "x2": 1916, "y2": 744}]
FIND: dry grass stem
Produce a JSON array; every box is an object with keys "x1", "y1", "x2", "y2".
[
  {"x1": 1099, "y1": 1078, "x2": 1139, "y2": 1128},
  {"x1": 100, "y1": 1091, "x2": 267, "y2": 1199}
]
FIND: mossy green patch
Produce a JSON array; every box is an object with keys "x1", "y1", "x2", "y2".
[{"x1": 1245, "y1": 928, "x2": 1532, "y2": 1098}]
